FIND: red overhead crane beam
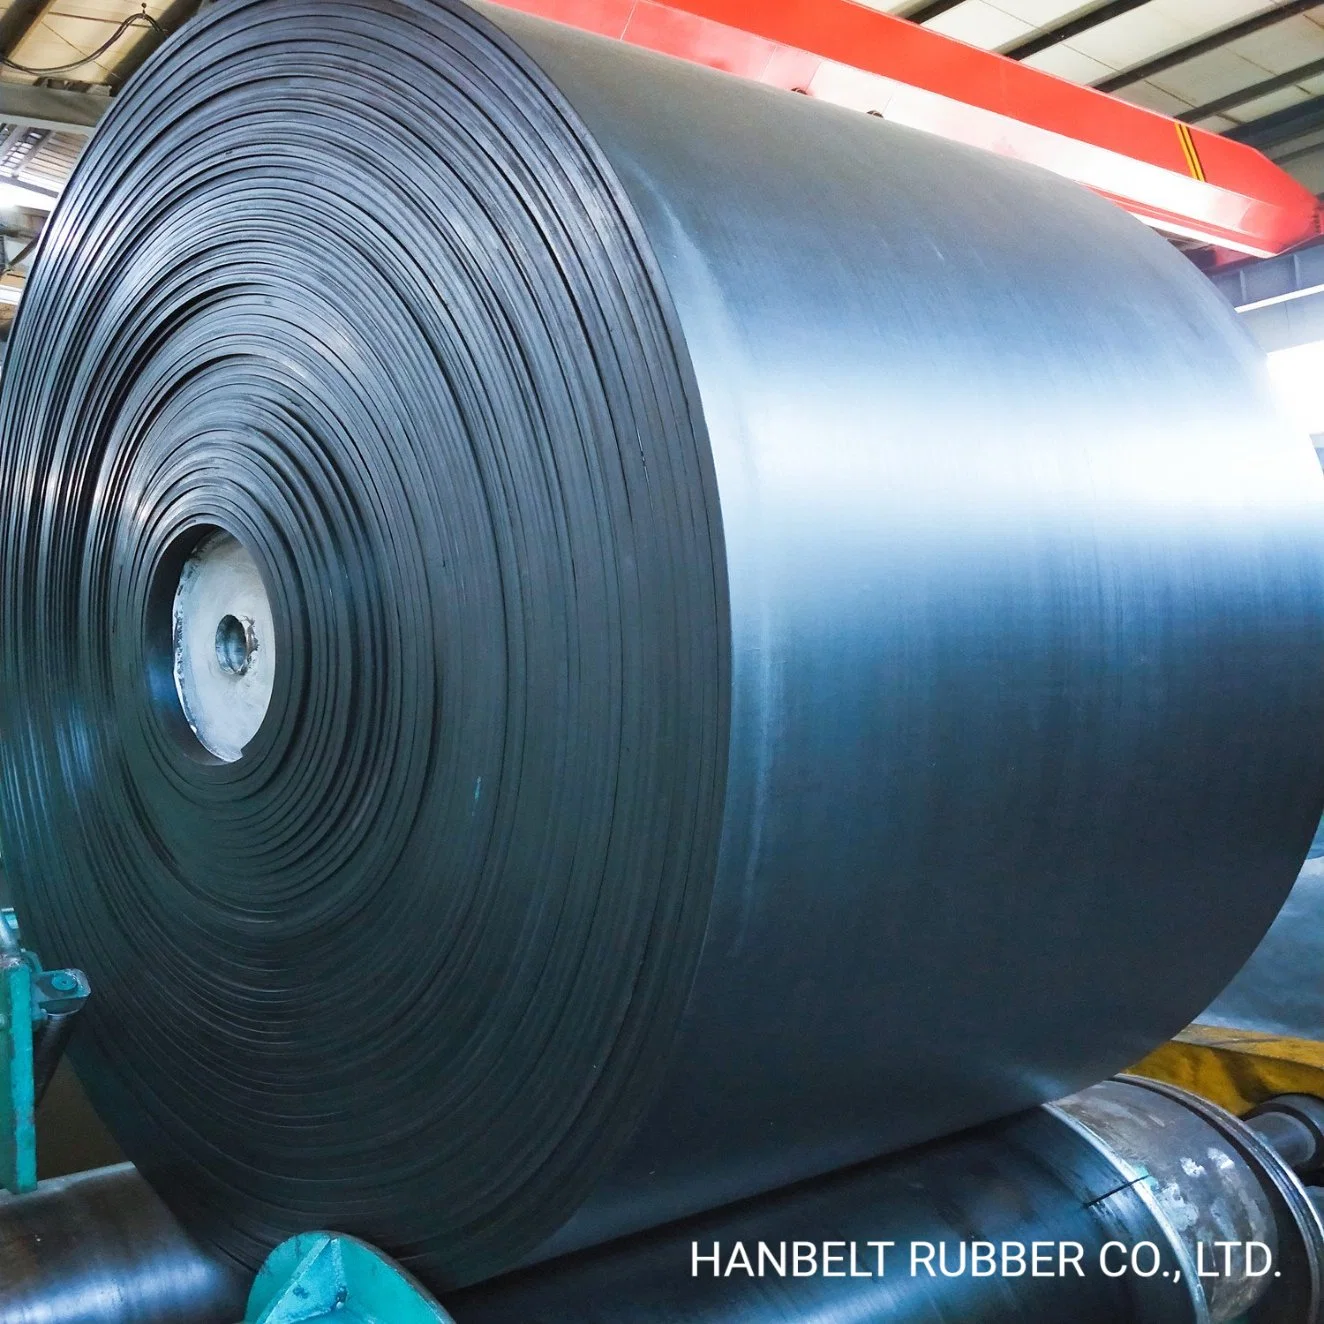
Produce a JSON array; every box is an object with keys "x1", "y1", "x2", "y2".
[{"x1": 494, "y1": 0, "x2": 1323, "y2": 258}]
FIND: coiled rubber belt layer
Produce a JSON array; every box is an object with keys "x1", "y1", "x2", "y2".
[{"x1": 2, "y1": 0, "x2": 1323, "y2": 1293}]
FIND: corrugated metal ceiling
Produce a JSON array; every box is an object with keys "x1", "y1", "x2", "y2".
[{"x1": 870, "y1": 0, "x2": 1324, "y2": 190}]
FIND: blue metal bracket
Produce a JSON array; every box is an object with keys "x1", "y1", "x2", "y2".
[
  {"x1": 0, "y1": 907, "x2": 90, "y2": 1195},
  {"x1": 246, "y1": 1233, "x2": 453, "y2": 1323}
]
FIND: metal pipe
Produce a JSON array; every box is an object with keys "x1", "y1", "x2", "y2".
[
  {"x1": 1250, "y1": 1110, "x2": 1323, "y2": 1173},
  {"x1": 0, "y1": 1164, "x2": 246, "y2": 1324},
  {"x1": 448, "y1": 1079, "x2": 1324, "y2": 1324},
  {"x1": 1250, "y1": 1096, "x2": 1324, "y2": 1176}
]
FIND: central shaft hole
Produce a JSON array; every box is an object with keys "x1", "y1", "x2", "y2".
[{"x1": 215, "y1": 614, "x2": 256, "y2": 676}]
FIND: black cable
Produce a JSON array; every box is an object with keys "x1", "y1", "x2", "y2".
[
  {"x1": 3, "y1": 233, "x2": 37, "y2": 277},
  {"x1": 0, "y1": 9, "x2": 163, "y2": 77}
]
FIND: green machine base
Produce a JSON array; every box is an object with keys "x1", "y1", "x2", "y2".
[
  {"x1": 246, "y1": 1233, "x2": 453, "y2": 1323},
  {"x1": 0, "y1": 908, "x2": 90, "y2": 1195}
]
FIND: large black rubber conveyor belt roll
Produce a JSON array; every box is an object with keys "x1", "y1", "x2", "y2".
[{"x1": 1, "y1": 0, "x2": 1323, "y2": 1293}]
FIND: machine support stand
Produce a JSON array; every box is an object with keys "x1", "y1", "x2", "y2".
[
  {"x1": 245, "y1": 1234, "x2": 452, "y2": 1323},
  {"x1": 0, "y1": 907, "x2": 89, "y2": 1194}
]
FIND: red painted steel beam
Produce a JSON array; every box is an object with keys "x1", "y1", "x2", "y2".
[{"x1": 493, "y1": 0, "x2": 1324, "y2": 258}]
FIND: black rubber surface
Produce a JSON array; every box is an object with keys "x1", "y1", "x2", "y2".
[{"x1": 2, "y1": 0, "x2": 1323, "y2": 1293}]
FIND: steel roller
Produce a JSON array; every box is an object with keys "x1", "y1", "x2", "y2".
[
  {"x1": 452, "y1": 1079, "x2": 1324, "y2": 1324},
  {"x1": 0, "y1": 1164, "x2": 245, "y2": 1324},
  {"x1": 4, "y1": 1080, "x2": 1322, "y2": 1324},
  {"x1": 0, "y1": 0, "x2": 1321, "y2": 1294}
]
